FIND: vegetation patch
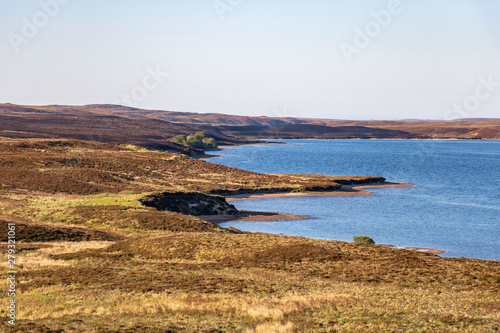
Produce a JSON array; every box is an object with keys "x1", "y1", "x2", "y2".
[
  {"x1": 65, "y1": 205, "x2": 231, "y2": 233},
  {"x1": 0, "y1": 138, "x2": 383, "y2": 195},
  {"x1": 0, "y1": 218, "x2": 123, "y2": 242},
  {"x1": 4, "y1": 232, "x2": 497, "y2": 332},
  {"x1": 353, "y1": 235, "x2": 376, "y2": 245},
  {"x1": 171, "y1": 131, "x2": 218, "y2": 149}
]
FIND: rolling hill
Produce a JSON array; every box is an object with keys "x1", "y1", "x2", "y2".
[{"x1": 1, "y1": 104, "x2": 499, "y2": 153}]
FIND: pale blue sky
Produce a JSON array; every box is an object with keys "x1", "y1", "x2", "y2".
[{"x1": 1, "y1": 0, "x2": 499, "y2": 119}]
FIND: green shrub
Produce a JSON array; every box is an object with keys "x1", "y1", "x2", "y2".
[
  {"x1": 171, "y1": 132, "x2": 218, "y2": 149},
  {"x1": 353, "y1": 235, "x2": 375, "y2": 245},
  {"x1": 171, "y1": 135, "x2": 187, "y2": 146},
  {"x1": 202, "y1": 137, "x2": 217, "y2": 149}
]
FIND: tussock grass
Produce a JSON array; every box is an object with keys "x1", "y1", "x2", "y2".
[{"x1": 3, "y1": 232, "x2": 497, "y2": 332}]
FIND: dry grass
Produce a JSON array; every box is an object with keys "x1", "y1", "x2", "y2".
[
  {"x1": 0, "y1": 241, "x2": 112, "y2": 270},
  {"x1": 249, "y1": 321, "x2": 295, "y2": 333},
  {"x1": 1, "y1": 232, "x2": 497, "y2": 332},
  {"x1": 0, "y1": 138, "x2": 499, "y2": 332},
  {"x1": 0, "y1": 137, "x2": 383, "y2": 196}
]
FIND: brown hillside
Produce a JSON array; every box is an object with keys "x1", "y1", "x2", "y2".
[
  {"x1": 0, "y1": 138, "x2": 382, "y2": 196},
  {"x1": 3, "y1": 103, "x2": 498, "y2": 145}
]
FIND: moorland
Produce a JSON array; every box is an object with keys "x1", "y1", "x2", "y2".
[
  {"x1": 0, "y1": 135, "x2": 498, "y2": 332},
  {"x1": 0, "y1": 104, "x2": 499, "y2": 332},
  {"x1": 1, "y1": 104, "x2": 500, "y2": 156}
]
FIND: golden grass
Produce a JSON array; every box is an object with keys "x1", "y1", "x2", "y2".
[
  {"x1": 2, "y1": 232, "x2": 497, "y2": 332},
  {"x1": 10, "y1": 272, "x2": 499, "y2": 332},
  {"x1": 0, "y1": 241, "x2": 113, "y2": 270}
]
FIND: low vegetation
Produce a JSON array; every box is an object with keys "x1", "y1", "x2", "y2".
[
  {"x1": 2, "y1": 232, "x2": 499, "y2": 332},
  {"x1": 171, "y1": 132, "x2": 218, "y2": 149},
  {"x1": 2, "y1": 104, "x2": 499, "y2": 143},
  {"x1": 0, "y1": 138, "x2": 382, "y2": 195},
  {"x1": 353, "y1": 235, "x2": 375, "y2": 245},
  {"x1": 0, "y1": 137, "x2": 499, "y2": 332}
]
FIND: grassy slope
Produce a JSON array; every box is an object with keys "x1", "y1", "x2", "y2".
[{"x1": 0, "y1": 138, "x2": 499, "y2": 332}]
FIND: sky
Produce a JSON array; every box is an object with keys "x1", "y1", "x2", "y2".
[{"x1": 1, "y1": 0, "x2": 499, "y2": 120}]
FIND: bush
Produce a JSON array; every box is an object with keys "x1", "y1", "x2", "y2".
[
  {"x1": 353, "y1": 235, "x2": 375, "y2": 245},
  {"x1": 202, "y1": 137, "x2": 217, "y2": 149},
  {"x1": 171, "y1": 135, "x2": 187, "y2": 146},
  {"x1": 171, "y1": 132, "x2": 218, "y2": 150}
]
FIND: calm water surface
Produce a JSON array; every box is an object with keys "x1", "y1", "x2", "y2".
[{"x1": 205, "y1": 140, "x2": 500, "y2": 261}]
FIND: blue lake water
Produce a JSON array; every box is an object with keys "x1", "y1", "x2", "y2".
[{"x1": 205, "y1": 140, "x2": 500, "y2": 261}]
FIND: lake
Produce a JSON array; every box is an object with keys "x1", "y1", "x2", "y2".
[{"x1": 205, "y1": 140, "x2": 500, "y2": 261}]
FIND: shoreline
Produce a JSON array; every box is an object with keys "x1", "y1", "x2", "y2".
[
  {"x1": 377, "y1": 244, "x2": 446, "y2": 254},
  {"x1": 199, "y1": 181, "x2": 445, "y2": 255},
  {"x1": 199, "y1": 210, "x2": 308, "y2": 224},
  {"x1": 225, "y1": 182, "x2": 414, "y2": 202}
]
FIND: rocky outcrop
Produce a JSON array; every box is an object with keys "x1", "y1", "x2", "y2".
[{"x1": 140, "y1": 192, "x2": 238, "y2": 216}]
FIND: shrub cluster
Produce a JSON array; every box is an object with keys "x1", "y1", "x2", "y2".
[
  {"x1": 171, "y1": 132, "x2": 217, "y2": 149},
  {"x1": 353, "y1": 235, "x2": 375, "y2": 245}
]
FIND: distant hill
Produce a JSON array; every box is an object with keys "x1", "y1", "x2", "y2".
[
  {"x1": 455, "y1": 118, "x2": 500, "y2": 121},
  {"x1": 0, "y1": 103, "x2": 250, "y2": 155},
  {"x1": 1, "y1": 104, "x2": 499, "y2": 152},
  {"x1": 217, "y1": 124, "x2": 411, "y2": 139},
  {"x1": 0, "y1": 103, "x2": 306, "y2": 126}
]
